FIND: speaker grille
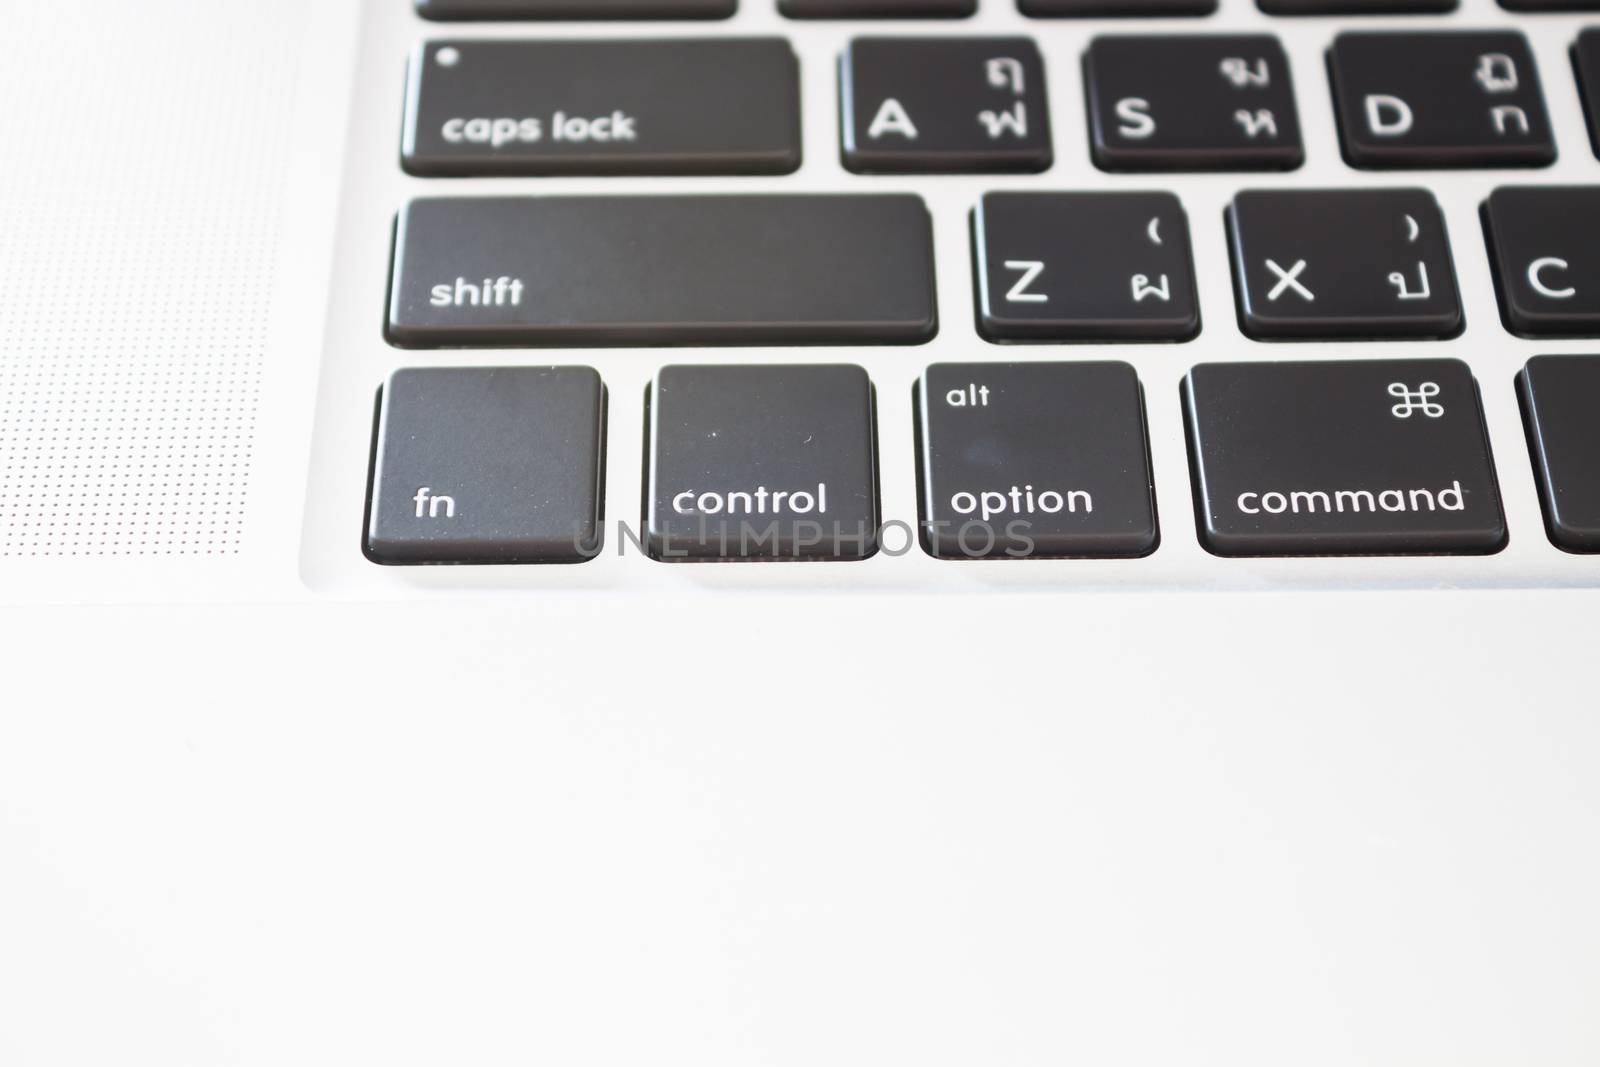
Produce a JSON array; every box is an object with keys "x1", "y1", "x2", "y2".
[{"x1": 0, "y1": 4, "x2": 294, "y2": 557}]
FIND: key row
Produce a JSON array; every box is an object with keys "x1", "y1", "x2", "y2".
[
  {"x1": 414, "y1": 1, "x2": 1600, "y2": 21},
  {"x1": 403, "y1": 32, "x2": 1600, "y2": 176},
  {"x1": 365, "y1": 357, "x2": 1600, "y2": 565},
  {"x1": 387, "y1": 188, "x2": 1600, "y2": 346}
]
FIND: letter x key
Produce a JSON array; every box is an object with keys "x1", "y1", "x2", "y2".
[
  {"x1": 1265, "y1": 258, "x2": 1313, "y2": 302},
  {"x1": 1228, "y1": 189, "x2": 1462, "y2": 339}
]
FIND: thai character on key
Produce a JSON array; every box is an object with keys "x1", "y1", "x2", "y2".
[{"x1": 1475, "y1": 53, "x2": 1518, "y2": 94}]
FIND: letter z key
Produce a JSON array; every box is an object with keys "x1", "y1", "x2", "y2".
[
  {"x1": 1228, "y1": 189, "x2": 1462, "y2": 340},
  {"x1": 974, "y1": 192, "x2": 1198, "y2": 341}
]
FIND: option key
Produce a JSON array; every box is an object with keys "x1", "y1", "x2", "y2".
[{"x1": 918, "y1": 362, "x2": 1158, "y2": 559}]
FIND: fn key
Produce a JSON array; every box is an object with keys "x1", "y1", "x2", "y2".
[{"x1": 367, "y1": 367, "x2": 605, "y2": 565}]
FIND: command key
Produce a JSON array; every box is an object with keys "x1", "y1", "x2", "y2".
[{"x1": 1183, "y1": 359, "x2": 1506, "y2": 556}]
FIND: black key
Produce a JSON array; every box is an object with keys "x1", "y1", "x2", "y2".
[
  {"x1": 366, "y1": 367, "x2": 605, "y2": 565},
  {"x1": 1021, "y1": 0, "x2": 1215, "y2": 14},
  {"x1": 1084, "y1": 35, "x2": 1303, "y2": 172},
  {"x1": 1329, "y1": 32, "x2": 1555, "y2": 169},
  {"x1": 782, "y1": 0, "x2": 975, "y2": 15},
  {"x1": 403, "y1": 40, "x2": 800, "y2": 177},
  {"x1": 1183, "y1": 360, "x2": 1506, "y2": 557},
  {"x1": 841, "y1": 38, "x2": 1052, "y2": 174},
  {"x1": 1571, "y1": 29, "x2": 1600, "y2": 161},
  {"x1": 1501, "y1": 0, "x2": 1600, "y2": 9},
  {"x1": 973, "y1": 192, "x2": 1198, "y2": 342},
  {"x1": 1483, "y1": 187, "x2": 1600, "y2": 337},
  {"x1": 387, "y1": 196, "x2": 937, "y2": 348},
  {"x1": 646, "y1": 366, "x2": 879, "y2": 562},
  {"x1": 1259, "y1": 0, "x2": 1454, "y2": 12},
  {"x1": 917, "y1": 362, "x2": 1158, "y2": 559},
  {"x1": 1227, "y1": 189, "x2": 1462, "y2": 340},
  {"x1": 1519, "y1": 355, "x2": 1600, "y2": 552},
  {"x1": 416, "y1": 0, "x2": 736, "y2": 18}
]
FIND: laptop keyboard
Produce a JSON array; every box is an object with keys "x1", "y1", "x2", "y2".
[{"x1": 319, "y1": 0, "x2": 1600, "y2": 581}]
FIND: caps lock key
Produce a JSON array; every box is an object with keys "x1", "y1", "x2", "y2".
[{"x1": 403, "y1": 39, "x2": 801, "y2": 177}]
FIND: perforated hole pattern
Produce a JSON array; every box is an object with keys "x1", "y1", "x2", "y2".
[{"x1": 0, "y1": 4, "x2": 295, "y2": 557}]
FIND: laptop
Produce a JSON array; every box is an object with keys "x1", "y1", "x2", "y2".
[{"x1": 1, "y1": 1, "x2": 1596, "y2": 1063}]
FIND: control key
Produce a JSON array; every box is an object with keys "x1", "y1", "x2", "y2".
[{"x1": 646, "y1": 365, "x2": 880, "y2": 561}]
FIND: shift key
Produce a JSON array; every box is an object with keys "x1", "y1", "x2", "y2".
[
  {"x1": 404, "y1": 39, "x2": 801, "y2": 176},
  {"x1": 387, "y1": 195, "x2": 939, "y2": 348}
]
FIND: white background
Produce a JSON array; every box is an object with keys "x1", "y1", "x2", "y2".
[{"x1": 2, "y1": 0, "x2": 1598, "y2": 1064}]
